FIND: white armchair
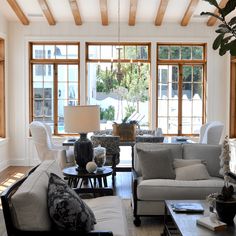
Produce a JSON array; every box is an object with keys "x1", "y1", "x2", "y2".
[
  {"x1": 199, "y1": 121, "x2": 224, "y2": 145},
  {"x1": 29, "y1": 121, "x2": 75, "y2": 169}
]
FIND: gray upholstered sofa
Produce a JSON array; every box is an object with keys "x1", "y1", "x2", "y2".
[
  {"x1": 1, "y1": 160, "x2": 128, "y2": 236},
  {"x1": 131, "y1": 143, "x2": 233, "y2": 226}
]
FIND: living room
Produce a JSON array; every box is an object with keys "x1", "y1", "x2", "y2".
[{"x1": 0, "y1": 0, "x2": 236, "y2": 235}]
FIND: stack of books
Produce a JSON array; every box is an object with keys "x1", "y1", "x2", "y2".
[
  {"x1": 197, "y1": 216, "x2": 227, "y2": 231},
  {"x1": 171, "y1": 202, "x2": 204, "y2": 213}
]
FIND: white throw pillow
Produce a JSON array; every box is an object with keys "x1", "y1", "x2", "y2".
[{"x1": 175, "y1": 163, "x2": 210, "y2": 181}]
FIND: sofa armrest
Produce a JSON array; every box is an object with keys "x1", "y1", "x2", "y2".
[{"x1": 132, "y1": 169, "x2": 139, "y2": 216}]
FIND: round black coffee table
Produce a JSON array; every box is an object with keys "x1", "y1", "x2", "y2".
[{"x1": 63, "y1": 166, "x2": 113, "y2": 189}]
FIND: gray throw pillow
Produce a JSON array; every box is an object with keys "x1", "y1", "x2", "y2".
[
  {"x1": 47, "y1": 173, "x2": 96, "y2": 232},
  {"x1": 175, "y1": 163, "x2": 210, "y2": 180},
  {"x1": 137, "y1": 149, "x2": 175, "y2": 180},
  {"x1": 173, "y1": 159, "x2": 207, "y2": 168}
]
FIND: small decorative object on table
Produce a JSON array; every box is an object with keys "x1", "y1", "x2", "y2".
[
  {"x1": 206, "y1": 136, "x2": 236, "y2": 225},
  {"x1": 86, "y1": 161, "x2": 97, "y2": 173},
  {"x1": 94, "y1": 145, "x2": 106, "y2": 169}
]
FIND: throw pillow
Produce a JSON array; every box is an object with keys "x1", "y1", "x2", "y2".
[
  {"x1": 137, "y1": 149, "x2": 175, "y2": 180},
  {"x1": 47, "y1": 173, "x2": 96, "y2": 232},
  {"x1": 175, "y1": 163, "x2": 210, "y2": 180},
  {"x1": 173, "y1": 159, "x2": 207, "y2": 168}
]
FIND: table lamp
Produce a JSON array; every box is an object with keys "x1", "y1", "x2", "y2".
[{"x1": 64, "y1": 105, "x2": 100, "y2": 169}]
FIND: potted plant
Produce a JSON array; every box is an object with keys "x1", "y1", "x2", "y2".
[
  {"x1": 201, "y1": 0, "x2": 236, "y2": 56},
  {"x1": 207, "y1": 136, "x2": 236, "y2": 224}
]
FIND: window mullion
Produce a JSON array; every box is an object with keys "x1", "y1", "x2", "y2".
[
  {"x1": 54, "y1": 64, "x2": 58, "y2": 135},
  {"x1": 178, "y1": 64, "x2": 183, "y2": 135}
]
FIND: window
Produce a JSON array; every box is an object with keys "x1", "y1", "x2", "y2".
[
  {"x1": 157, "y1": 43, "x2": 206, "y2": 135},
  {"x1": 230, "y1": 56, "x2": 236, "y2": 138},
  {"x1": 0, "y1": 38, "x2": 5, "y2": 138},
  {"x1": 29, "y1": 43, "x2": 80, "y2": 134},
  {"x1": 86, "y1": 42, "x2": 151, "y2": 129}
]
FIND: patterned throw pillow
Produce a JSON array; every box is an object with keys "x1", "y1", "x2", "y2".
[{"x1": 47, "y1": 173, "x2": 96, "y2": 232}]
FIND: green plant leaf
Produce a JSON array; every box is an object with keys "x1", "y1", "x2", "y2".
[
  {"x1": 219, "y1": 45, "x2": 228, "y2": 56},
  {"x1": 215, "y1": 27, "x2": 230, "y2": 33},
  {"x1": 230, "y1": 40, "x2": 236, "y2": 56},
  {"x1": 213, "y1": 33, "x2": 225, "y2": 50},
  {"x1": 200, "y1": 12, "x2": 223, "y2": 21},
  {"x1": 202, "y1": 0, "x2": 219, "y2": 9},
  {"x1": 221, "y1": 0, "x2": 236, "y2": 17},
  {"x1": 229, "y1": 16, "x2": 236, "y2": 26}
]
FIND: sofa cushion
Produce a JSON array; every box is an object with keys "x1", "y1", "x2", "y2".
[
  {"x1": 175, "y1": 163, "x2": 210, "y2": 180},
  {"x1": 137, "y1": 177, "x2": 226, "y2": 201},
  {"x1": 11, "y1": 160, "x2": 63, "y2": 231},
  {"x1": 137, "y1": 149, "x2": 175, "y2": 179},
  {"x1": 48, "y1": 173, "x2": 96, "y2": 232},
  {"x1": 182, "y1": 144, "x2": 222, "y2": 177},
  {"x1": 84, "y1": 196, "x2": 128, "y2": 236},
  {"x1": 173, "y1": 158, "x2": 206, "y2": 168},
  {"x1": 134, "y1": 143, "x2": 182, "y2": 176}
]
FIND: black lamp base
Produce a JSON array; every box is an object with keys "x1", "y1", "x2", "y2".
[{"x1": 74, "y1": 133, "x2": 93, "y2": 169}]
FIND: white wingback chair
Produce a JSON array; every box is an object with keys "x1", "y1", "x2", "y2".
[
  {"x1": 199, "y1": 121, "x2": 224, "y2": 145},
  {"x1": 29, "y1": 121, "x2": 75, "y2": 169}
]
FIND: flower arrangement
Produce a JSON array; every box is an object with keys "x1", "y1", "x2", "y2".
[{"x1": 207, "y1": 136, "x2": 235, "y2": 210}]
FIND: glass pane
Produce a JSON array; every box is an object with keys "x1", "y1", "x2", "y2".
[
  {"x1": 168, "y1": 117, "x2": 178, "y2": 134},
  {"x1": 45, "y1": 45, "x2": 55, "y2": 59},
  {"x1": 44, "y1": 100, "x2": 53, "y2": 116},
  {"x1": 101, "y1": 45, "x2": 112, "y2": 59},
  {"x1": 158, "y1": 46, "x2": 169, "y2": 59},
  {"x1": 158, "y1": 84, "x2": 168, "y2": 98},
  {"x1": 169, "y1": 100, "x2": 178, "y2": 116},
  {"x1": 192, "y1": 117, "x2": 202, "y2": 133},
  {"x1": 172, "y1": 66, "x2": 179, "y2": 82},
  {"x1": 182, "y1": 83, "x2": 192, "y2": 100},
  {"x1": 32, "y1": 45, "x2": 44, "y2": 59},
  {"x1": 182, "y1": 117, "x2": 191, "y2": 134},
  {"x1": 58, "y1": 65, "x2": 67, "y2": 82},
  {"x1": 137, "y1": 46, "x2": 148, "y2": 59},
  {"x1": 68, "y1": 100, "x2": 78, "y2": 106},
  {"x1": 183, "y1": 66, "x2": 192, "y2": 82},
  {"x1": 181, "y1": 46, "x2": 191, "y2": 59},
  {"x1": 34, "y1": 100, "x2": 43, "y2": 116},
  {"x1": 44, "y1": 65, "x2": 53, "y2": 81},
  {"x1": 158, "y1": 100, "x2": 167, "y2": 116},
  {"x1": 68, "y1": 83, "x2": 78, "y2": 99},
  {"x1": 68, "y1": 65, "x2": 78, "y2": 82},
  {"x1": 193, "y1": 83, "x2": 202, "y2": 99},
  {"x1": 67, "y1": 45, "x2": 78, "y2": 59},
  {"x1": 58, "y1": 83, "x2": 67, "y2": 99},
  {"x1": 158, "y1": 117, "x2": 168, "y2": 134},
  {"x1": 192, "y1": 46, "x2": 203, "y2": 60},
  {"x1": 193, "y1": 100, "x2": 202, "y2": 116},
  {"x1": 171, "y1": 83, "x2": 178, "y2": 98},
  {"x1": 88, "y1": 45, "x2": 100, "y2": 59},
  {"x1": 44, "y1": 84, "x2": 53, "y2": 99},
  {"x1": 33, "y1": 85, "x2": 43, "y2": 99},
  {"x1": 114, "y1": 46, "x2": 124, "y2": 59},
  {"x1": 182, "y1": 100, "x2": 192, "y2": 116},
  {"x1": 34, "y1": 65, "x2": 46, "y2": 77},
  {"x1": 55, "y1": 45, "x2": 66, "y2": 59},
  {"x1": 193, "y1": 66, "x2": 203, "y2": 82},
  {"x1": 33, "y1": 65, "x2": 43, "y2": 81},
  {"x1": 158, "y1": 65, "x2": 168, "y2": 82},
  {"x1": 125, "y1": 46, "x2": 136, "y2": 59},
  {"x1": 170, "y1": 46, "x2": 180, "y2": 59}
]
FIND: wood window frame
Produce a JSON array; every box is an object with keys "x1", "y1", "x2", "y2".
[
  {"x1": 230, "y1": 56, "x2": 236, "y2": 138},
  {"x1": 156, "y1": 43, "x2": 207, "y2": 136},
  {"x1": 0, "y1": 39, "x2": 5, "y2": 138},
  {"x1": 29, "y1": 42, "x2": 80, "y2": 135}
]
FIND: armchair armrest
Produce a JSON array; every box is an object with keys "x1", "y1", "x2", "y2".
[{"x1": 131, "y1": 169, "x2": 139, "y2": 217}]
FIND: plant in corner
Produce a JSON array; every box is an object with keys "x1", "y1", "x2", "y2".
[
  {"x1": 201, "y1": 0, "x2": 236, "y2": 56},
  {"x1": 207, "y1": 135, "x2": 236, "y2": 224}
]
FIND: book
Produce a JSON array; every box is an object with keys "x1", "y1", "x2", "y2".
[
  {"x1": 196, "y1": 216, "x2": 227, "y2": 231},
  {"x1": 171, "y1": 203, "x2": 204, "y2": 213}
]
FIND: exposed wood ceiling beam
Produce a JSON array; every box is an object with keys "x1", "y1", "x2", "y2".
[
  {"x1": 68, "y1": 0, "x2": 82, "y2": 25},
  {"x1": 38, "y1": 0, "x2": 56, "y2": 25},
  {"x1": 181, "y1": 0, "x2": 200, "y2": 26},
  {"x1": 155, "y1": 0, "x2": 169, "y2": 26},
  {"x1": 207, "y1": 0, "x2": 228, "y2": 26},
  {"x1": 129, "y1": 0, "x2": 138, "y2": 26},
  {"x1": 7, "y1": 0, "x2": 29, "y2": 25},
  {"x1": 100, "y1": 0, "x2": 108, "y2": 26}
]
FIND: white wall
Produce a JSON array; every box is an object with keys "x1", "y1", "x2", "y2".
[
  {"x1": 7, "y1": 21, "x2": 230, "y2": 166},
  {"x1": 0, "y1": 12, "x2": 9, "y2": 171}
]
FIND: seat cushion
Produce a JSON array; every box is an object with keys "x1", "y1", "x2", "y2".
[
  {"x1": 84, "y1": 196, "x2": 128, "y2": 236},
  {"x1": 137, "y1": 177, "x2": 225, "y2": 201}
]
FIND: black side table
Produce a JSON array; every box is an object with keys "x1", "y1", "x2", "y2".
[{"x1": 63, "y1": 166, "x2": 113, "y2": 189}]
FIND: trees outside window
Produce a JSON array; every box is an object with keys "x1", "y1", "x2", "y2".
[
  {"x1": 157, "y1": 43, "x2": 206, "y2": 136},
  {"x1": 29, "y1": 43, "x2": 80, "y2": 135},
  {"x1": 87, "y1": 43, "x2": 151, "y2": 129}
]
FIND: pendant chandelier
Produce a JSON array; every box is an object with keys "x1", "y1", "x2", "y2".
[{"x1": 116, "y1": 0, "x2": 124, "y2": 84}]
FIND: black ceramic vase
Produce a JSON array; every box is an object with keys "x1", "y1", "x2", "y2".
[{"x1": 215, "y1": 199, "x2": 236, "y2": 225}]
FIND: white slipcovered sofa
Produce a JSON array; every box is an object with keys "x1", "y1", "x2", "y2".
[
  {"x1": 1, "y1": 160, "x2": 128, "y2": 236},
  {"x1": 131, "y1": 143, "x2": 232, "y2": 226}
]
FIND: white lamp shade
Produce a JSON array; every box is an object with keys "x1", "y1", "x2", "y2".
[{"x1": 64, "y1": 105, "x2": 100, "y2": 133}]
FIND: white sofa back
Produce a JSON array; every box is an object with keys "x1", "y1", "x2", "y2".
[{"x1": 134, "y1": 143, "x2": 222, "y2": 178}]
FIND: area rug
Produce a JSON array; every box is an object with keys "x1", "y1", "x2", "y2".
[{"x1": 0, "y1": 200, "x2": 163, "y2": 236}]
